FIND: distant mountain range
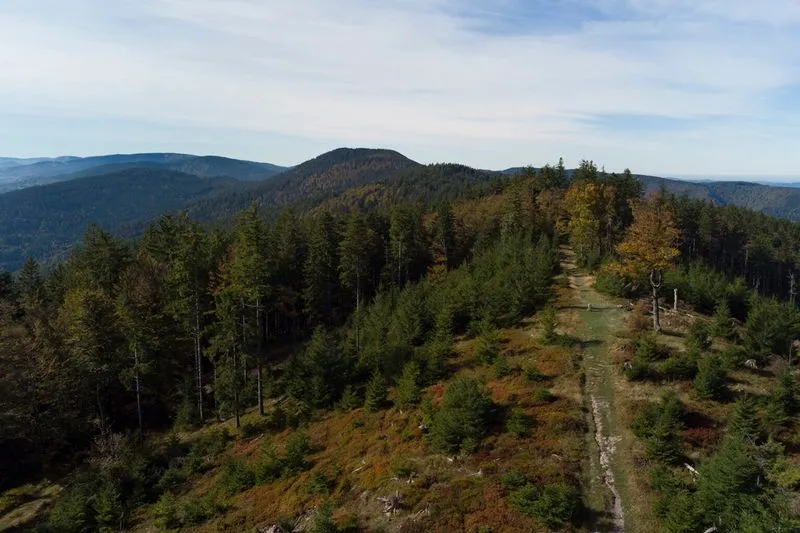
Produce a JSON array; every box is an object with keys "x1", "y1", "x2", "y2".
[
  {"x1": 634, "y1": 175, "x2": 800, "y2": 221},
  {"x1": 3, "y1": 147, "x2": 800, "y2": 272},
  {"x1": 0, "y1": 153, "x2": 287, "y2": 193}
]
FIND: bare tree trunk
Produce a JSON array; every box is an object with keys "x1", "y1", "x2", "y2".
[
  {"x1": 356, "y1": 265, "x2": 361, "y2": 356},
  {"x1": 650, "y1": 270, "x2": 662, "y2": 332},
  {"x1": 194, "y1": 291, "x2": 204, "y2": 425},
  {"x1": 213, "y1": 365, "x2": 220, "y2": 422},
  {"x1": 241, "y1": 305, "x2": 248, "y2": 390},
  {"x1": 96, "y1": 383, "x2": 106, "y2": 429},
  {"x1": 232, "y1": 347, "x2": 240, "y2": 429},
  {"x1": 673, "y1": 288, "x2": 678, "y2": 311},
  {"x1": 256, "y1": 297, "x2": 264, "y2": 416},
  {"x1": 134, "y1": 345, "x2": 143, "y2": 440},
  {"x1": 397, "y1": 240, "x2": 403, "y2": 286}
]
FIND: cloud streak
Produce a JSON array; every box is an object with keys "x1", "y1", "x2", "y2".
[{"x1": 1, "y1": 0, "x2": 799, "y2": 175}]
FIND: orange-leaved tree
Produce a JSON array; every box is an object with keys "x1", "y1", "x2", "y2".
[{"x1": 615, "y1": 197, "x2": 681, "y2": 332}]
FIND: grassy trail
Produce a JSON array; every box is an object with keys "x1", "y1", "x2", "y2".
[{"x1": 557, "y1": 248, "x2": 631, "y2": 533}]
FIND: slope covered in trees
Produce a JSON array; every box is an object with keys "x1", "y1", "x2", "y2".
[
  {"x1": 0, "y1": 168, "x2": 574, "y2": 530},
  {"x1": 0, "y1": 153, "x2": 287, "y2": 193},
  {"x1": 184, "y1": 148, "x2": 422, "y2": 221},
  {"x1": 0, "y1": 151, "x2": 505, "y2": 272},
  {"x1": 4, "y1": 154, "x2": 800, "y2": 531},
  {"x1": 0, "y1": 169, "x2": 247, "y2": 271},
  {"x1": 637, "y1": 174, "x2": 800, "y2": 220}
]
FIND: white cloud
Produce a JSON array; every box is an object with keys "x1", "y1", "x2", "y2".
[{"x1": 1, "y1": 0, "x2": 799, "y2": 174}]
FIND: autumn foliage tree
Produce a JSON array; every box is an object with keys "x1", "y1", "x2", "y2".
[{"x1": 615, "y1": 197, "x2": 681, "y2": 332}]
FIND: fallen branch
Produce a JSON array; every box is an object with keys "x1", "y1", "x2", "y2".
[
  {"x1": 351, "y1": 459, "x2": 366, "y2": 474},
  {"x1": 257, "y1": 525, "x2": 285, "y2": 533},
  {"x1": 411, "y1": 503, "x2": 431, "y2": 520}
]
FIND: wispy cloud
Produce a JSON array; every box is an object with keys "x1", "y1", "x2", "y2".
[{"x1": 1, "y1": 0, "x2": 799, "y2": 175}]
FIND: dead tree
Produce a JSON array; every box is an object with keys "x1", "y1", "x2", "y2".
[{"x1": 377, "y1": 491, "x2": 404, "y2": 516}]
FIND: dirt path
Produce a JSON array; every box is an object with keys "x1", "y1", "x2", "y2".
[{"x1": 558, "y1": 248, "x2": 628, "y2": 533}]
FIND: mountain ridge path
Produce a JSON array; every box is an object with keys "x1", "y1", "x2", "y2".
[{"x1": 557, "y1": 247, "x2": 630, "y2": 533}]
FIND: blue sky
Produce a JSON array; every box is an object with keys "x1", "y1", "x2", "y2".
[{"x1": 1, "y1": 0, "x2": 800, "y2": 177}]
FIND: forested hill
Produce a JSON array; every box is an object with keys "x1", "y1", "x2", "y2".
[
  {"x1": 0, "y1": 149, "x2": 505, "y2": 271},
  {"x1": 0, "y1": 153, "x2": 286, "y2": 193},
  {"x1": 184, "y1": 148, "x2": 423, "y2": 221},
  {"x1": 636, "y1": 174, "x2": 800, "y2": 220},
  {"x1": 0, "y1": 168, "x2": 246, "y2": 271},
  {"x1": 6, "y1": 146, "x2": 800, "y2": 272}
]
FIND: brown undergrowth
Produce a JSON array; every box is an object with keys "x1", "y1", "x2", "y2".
[{"x1": 130, "y1": 320, "x2": 586, "y2": 533}]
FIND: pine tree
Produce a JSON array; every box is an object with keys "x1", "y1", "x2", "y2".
[
  {"x1": 58, "y1": 288, "x2": 124, "y2": 426},
  {"x1": 272, "y1": 208, "x2": 305, "y2": 336},
  {"x1": 68, "y1": 224, "x2": 129, "y2": 295},
  {"x1": 695, "y1": 435, "x2": 762, "y2": 530},
  {"x1": 0, "y1": 269, "x2": 12, "y2": 301},
  {"x1": 210, "y1": 205, "x2": 270, "y2": 425},
  {"x1": 711, "y1": 300, "x2": 734, "y2": 339},
  {"x1": 693, "y1": 355, "x2": 728, "y2": 400},
  {"x1": 116, "y1": 256, "x2": 166, "y2": 438},
  {"x1": 389, "y1": 205, "x2": 418, "y2": 287},
  {"x1": 364, "y1": 370, "x2": 388, "y2": 412},
  {"x1": 538, "y1": 304, "x2": 558, "y2": 344},
  {"x1": 304, "y1": 212, "x2": 339, "y2": 327},
  {"x1": 339, "y1": 211, "x2": 374, "y2": 356},
  {"x1": 17, "y1": 257, "x2": 44, "y2": 311},
  {"x1": 395, "y1": 361, "x2": 422, "y2": 408},
  {"x1": 728, "y1": 395, "x2": 759, "y2": 441}
]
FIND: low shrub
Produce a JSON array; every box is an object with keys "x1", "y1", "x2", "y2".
[
  {"x1": 181, "y1": 491, "x2": 225, "y2": 526},
  {"x1": 492, "y1": 356, "x2": 511, "y2": 378},
  {"x1": 153, "y1": 491, "x2": 180, "y2": 531},
  {"x1": 264, "y1": 405, "x2": 287, "y2": 430},
  {"x1": 217, "y1": 459, "x2": 255, "y2": 496},
  {"x1": 624, "y1": 358, "x2": 652, "y2": 381},
  {"x1": 305, "y1": 470, "x2": 337, "y2": 495},
  {"x1": 506, "y1": 407, "x2": 533, "y2": 437},
  {"x1": 537, "y1": 305, "x2": 558, "y2": 344},
  {"x1": 635, "y1": 334, "x2": 664, "y2": 362},
  {"x1": 253, "y1": 447, "x2": 283, "y2": 484},
  {"x1": 525, "y1": 366, "x2": 547, "y2": 382},
  {"x1": 532, "y1": 388, "x2": 555, "y2": 404},
  {"x1": 240, "y1": 419, "x2": 266, "y2": 439},
  {"x1": 660, "y1": 355, "x2": 698, "y2": 381},
  {"x1": 507, "y1": 483, "x2": 577, "y2": 529},
  {"x1": 476, "y1": 325, "x2": 503, "y2": 364},
  {"x1": 500, "y1": 468, "x2": 527, "y2": 492},
  {"x1": 283, "y1": 431, "x2": 312, "y2": 475}
]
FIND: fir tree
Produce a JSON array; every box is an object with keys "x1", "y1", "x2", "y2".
[
  {"x1": 364, "y1": 370, "x2": 388, "y2": 412},
  {"x1": 394, "y1": 361, "x2": 422, "y2": 408}
]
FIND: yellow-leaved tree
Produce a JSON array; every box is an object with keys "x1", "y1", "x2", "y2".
[{"x1": 615, "y1": 197, "x2": 681, "y2": 332}]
